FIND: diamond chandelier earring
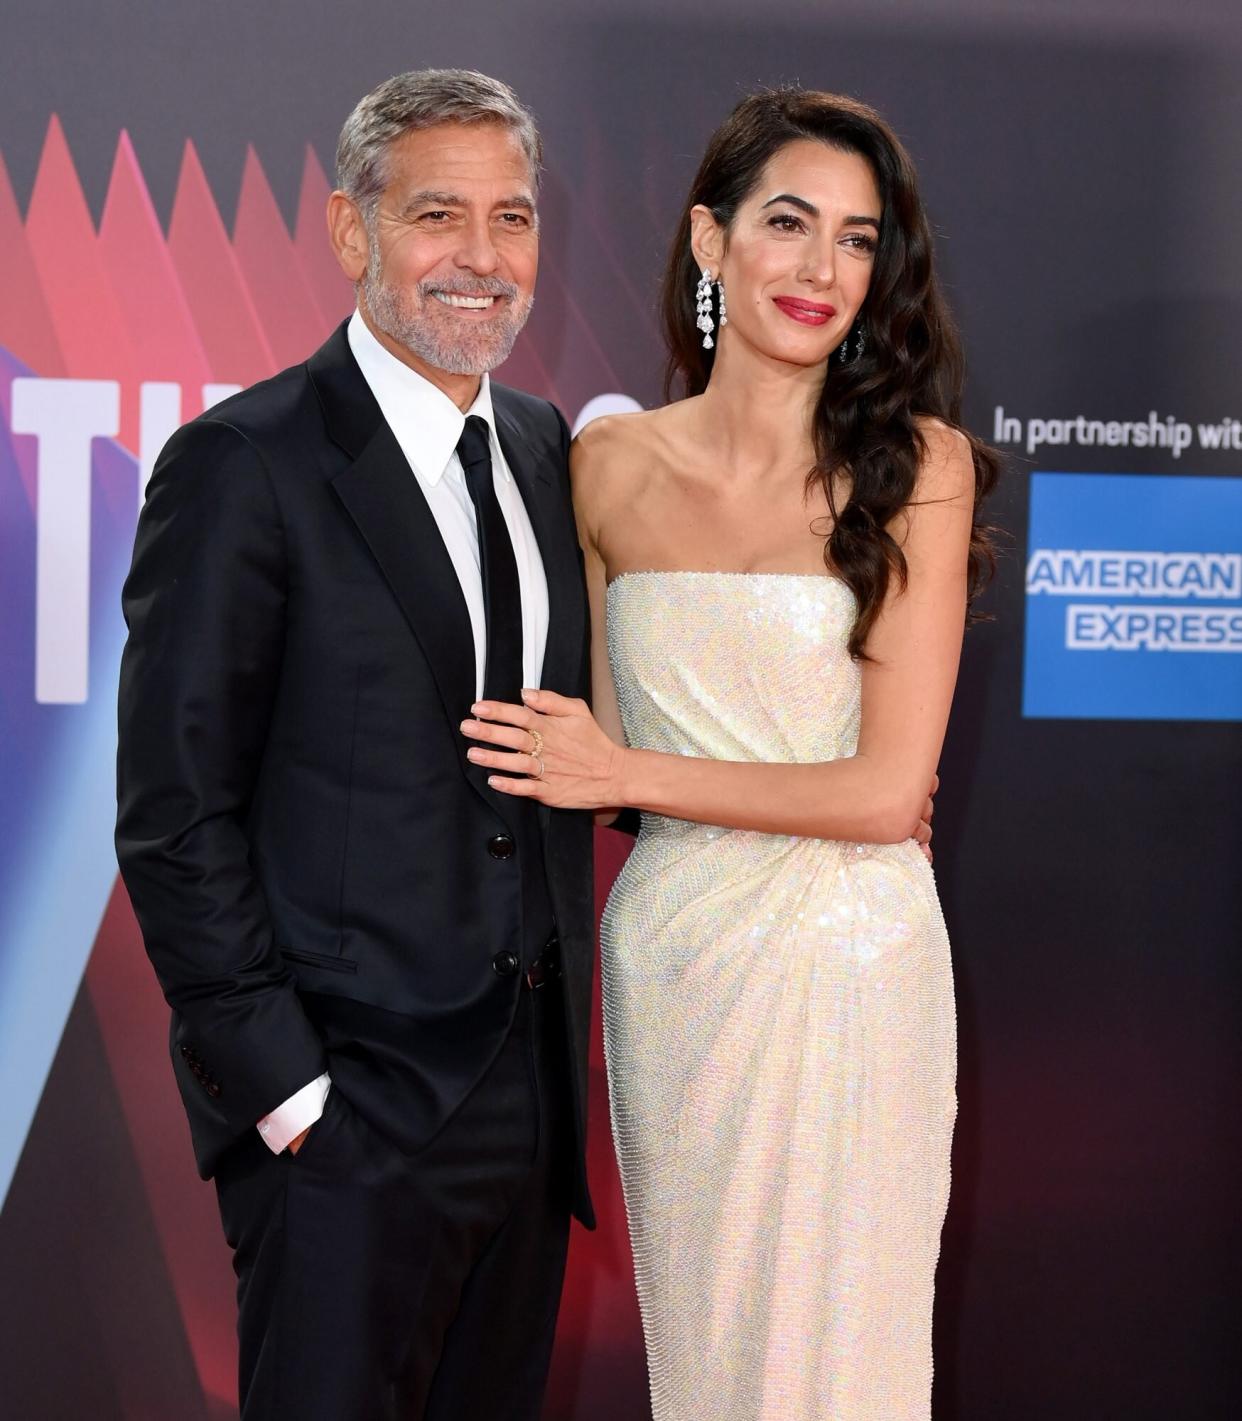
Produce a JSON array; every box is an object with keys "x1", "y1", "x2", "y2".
[
  {"x1": 696, "y1": 268, "x2": 727, "y2": 350},
  {"x1": 837, "y1": 321, "x2": 866, "y2": 363}
]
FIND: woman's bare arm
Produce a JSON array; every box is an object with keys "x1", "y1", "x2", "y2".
[{"x1": 570, "y1": 423, "x2": 629, "y2": 824}]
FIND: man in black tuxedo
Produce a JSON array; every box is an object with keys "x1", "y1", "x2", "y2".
[{"x1": 116, "y1": 69, "x2": 593, "y2": 1420}]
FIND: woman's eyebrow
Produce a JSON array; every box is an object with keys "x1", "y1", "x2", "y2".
[
  {"x1": 760, "y1": 193, "x2": 881, "y2": 229},
  {"x1": 761, "y1": 192, "x2": 819, "y2": 217}
]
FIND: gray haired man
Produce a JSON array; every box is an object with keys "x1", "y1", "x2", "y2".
[{"x1": 116, "y1": 69, "x2": 595, "y2": 1420}]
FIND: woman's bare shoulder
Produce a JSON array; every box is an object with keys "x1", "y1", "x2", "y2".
[
  {"x1": 572, "y1": 404, "x2": 685, "y2": 462},
  {"x1": 571, "y1": 403, "x2": 691, "y2": 506},
  {"x1": 913, "y1": 415, "x2": 975, "y2": 501}
]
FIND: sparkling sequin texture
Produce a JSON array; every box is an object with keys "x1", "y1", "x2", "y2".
[{"x1": 601, "y1": 572, "x2": 956, "y2": 1421}]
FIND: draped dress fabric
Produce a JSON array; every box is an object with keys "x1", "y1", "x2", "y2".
[{"x1": 600, "y1": 571, "x2": 957, "y2": 1421}]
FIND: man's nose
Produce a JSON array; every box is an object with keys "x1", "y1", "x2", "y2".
[{"x1": 454, "y1": 219, "x2": 501, "y2": 275}]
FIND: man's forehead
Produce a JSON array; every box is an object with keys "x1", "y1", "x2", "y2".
[{"x1": 385, "y1": 123, "x2": 535, "y2": 195}]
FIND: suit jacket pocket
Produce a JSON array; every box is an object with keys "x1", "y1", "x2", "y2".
[
  {"x1": 279, "y1": 946, "x2": 359, "y2": 975},
  {"x1": 289, "y1": 1082, "x2": 346, "y2": 1166}
]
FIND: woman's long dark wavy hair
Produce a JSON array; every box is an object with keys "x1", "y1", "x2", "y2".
[{"x1": 662, "y1": 88, "x2": 999, "y2": 657}]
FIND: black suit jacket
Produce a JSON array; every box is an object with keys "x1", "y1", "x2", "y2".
[{"x1": 116, "y1": 322, "x2": 595, "y2": 1225}]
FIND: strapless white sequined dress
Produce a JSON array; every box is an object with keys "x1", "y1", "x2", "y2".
[{"x1": 600, "y1": 572, "x2": 956, "y2": 1421}]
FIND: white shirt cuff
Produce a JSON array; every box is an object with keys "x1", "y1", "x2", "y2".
[{"x1": 256, "y1": 1072, "x2": 331, "y2": 1154}]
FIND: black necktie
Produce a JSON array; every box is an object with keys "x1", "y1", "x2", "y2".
[{"x1": 457, "y1": 415, "x2": 524, "y2": 706}]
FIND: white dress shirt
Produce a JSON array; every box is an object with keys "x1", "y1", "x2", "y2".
[{"x1": 257, "y1": 309, "x2": 550, "y2": 1153}]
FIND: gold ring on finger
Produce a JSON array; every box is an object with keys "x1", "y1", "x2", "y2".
[{"x1": 529, "y1": 728, "x2": 544, "y2": 758}]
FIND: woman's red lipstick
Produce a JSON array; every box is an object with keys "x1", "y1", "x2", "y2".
[{"x1": 773, "y1": 296, "x2": 836, "y2": 326}]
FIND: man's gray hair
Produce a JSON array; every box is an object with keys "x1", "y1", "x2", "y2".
[{"x1": 336, "y1": 68, "x2": 543, "y2": 218}]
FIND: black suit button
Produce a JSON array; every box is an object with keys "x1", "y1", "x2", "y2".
[
  {"x1": 487, "y1": 834, "x2": 515, "y2": 860},
  {"x1": 492, "y1": 950, "x2": 520, "y2": 978},
  {"x1": 205, "y1": 1081, "x2": 222, "y2": 1098}
]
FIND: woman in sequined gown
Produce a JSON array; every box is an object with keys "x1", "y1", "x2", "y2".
[{"x1": 462, "y1": 88, "x2": 998, "y2": 1421}]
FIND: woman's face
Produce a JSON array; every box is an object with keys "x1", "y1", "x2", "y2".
[{"x1": 694, "y1": 139, "x2": 882, "y2": 371}]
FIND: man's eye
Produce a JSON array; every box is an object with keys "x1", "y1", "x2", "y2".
[
  {"x1": 499, "y1": 212, "x2": 531, "y2": 226},
  {"x1": 420, "y1": 210, "x2": 452, "y2": 222}
]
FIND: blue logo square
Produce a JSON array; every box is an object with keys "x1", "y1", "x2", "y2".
[{"x1": 1023, "y1": 473, "x2": 1242, "y2": 721}]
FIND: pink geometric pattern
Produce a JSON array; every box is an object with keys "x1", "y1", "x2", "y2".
[
  {"x1": 100, "y1": 133, "x2": 214, "y2": 406},
  {"x1": 0, "y1": 151, "x2": 65, "y2": 384},
  {"x1": 232, "y1": 145, "x2": 336, "y2": 370},
  {"x1": 293, "y1": 146, "x2": 356, "y2": 328},
  {"x1": 24, "y1": 117, "x2": 141, "y2": 449},
  {"x1": 166, "y1": 140, "x2": 280, "y2": 390}
]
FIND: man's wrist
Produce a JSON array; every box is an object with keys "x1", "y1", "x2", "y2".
[
  {"x1": 256, "y1": 1073, "x2": 331, "y2": 1154},
  {"x1": 287, "y1": 1124, "x2": 313, "y2": 1155}
]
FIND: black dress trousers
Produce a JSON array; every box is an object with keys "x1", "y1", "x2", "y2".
[{"x1": 213, "y1": 979, "x2": 574, "y2": 1421}]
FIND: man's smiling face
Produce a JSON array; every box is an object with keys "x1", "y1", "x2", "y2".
[{"x1": 358, "y1": 120, "x2": 539, "y2": 379}]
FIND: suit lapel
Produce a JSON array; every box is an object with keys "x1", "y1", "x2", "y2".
[
  {"x1": 494, "y1": 395, "x2": 586, "y2": 836},
  {"x1": 310, "y1": 323, "x2": 519, "y2": 829},
  {"x1": 331, "y1": 430, "x2": 475, "y2": 721},
  {"x1": 493, "y1": 398, "x2": 585, "y2": 703}
]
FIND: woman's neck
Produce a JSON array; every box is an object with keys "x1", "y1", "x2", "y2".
[{"x1": 695, "y1": 336, "x2": 825, "y2": 481}]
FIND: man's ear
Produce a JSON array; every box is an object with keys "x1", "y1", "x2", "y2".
[
  {"x1": 328, "y1": 191, "x2": 370, "y2": 283},
  {"x1": 689, "y1": 203, "x2": 725, "y2": 275}
]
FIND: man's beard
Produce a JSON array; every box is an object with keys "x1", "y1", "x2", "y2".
[{"x1": 362, "y1": 251, "x2": 533, "y2": 377}]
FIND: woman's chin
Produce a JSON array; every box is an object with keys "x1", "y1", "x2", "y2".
[{"x1": 758, "y1": 336, "x2": 836, "y2": 371}]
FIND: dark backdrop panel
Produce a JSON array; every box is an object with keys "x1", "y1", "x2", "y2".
[{"x1": 1, "y1": 2, "x2": 1239, "y2": 1417}]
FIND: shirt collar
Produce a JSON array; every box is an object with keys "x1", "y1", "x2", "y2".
[{"x1": 347, "y1": 308, "x2": 504, "y2": 486}]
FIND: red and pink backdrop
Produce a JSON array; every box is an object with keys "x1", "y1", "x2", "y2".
[{"x1": 1, "y1": 3, "x2": 1240, "y2": 1418}]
